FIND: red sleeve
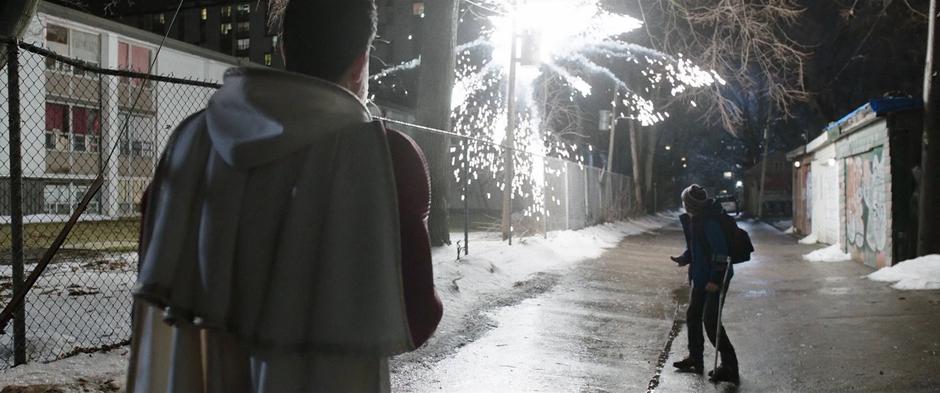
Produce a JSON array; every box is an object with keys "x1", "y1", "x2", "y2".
[{"x1": 387, "y1": 128, "x2": 443, "y2": 348}]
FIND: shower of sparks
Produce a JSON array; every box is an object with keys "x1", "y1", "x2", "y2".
[{"x1": 372, "y1": 0, "x2": 724, "y2": 233}]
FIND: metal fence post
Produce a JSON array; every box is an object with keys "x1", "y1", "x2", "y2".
[
  {"x1": 6, "y1": 41, "x2": 27, "y2": 366},
  {"x1": 463, "y1": 143, "x2": 469, "y2": 256}
]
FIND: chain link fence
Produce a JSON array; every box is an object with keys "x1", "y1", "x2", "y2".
[
  {"x1": 1, "y1": 37, "x2": 638, "y2": 371},
  {"x1": 0, "y1": 38, "x2": 219, "y2": 370}
]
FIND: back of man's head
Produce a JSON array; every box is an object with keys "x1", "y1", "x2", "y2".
[{"x1": 277, "y1": 0, "x2": 377, "y2": 83}]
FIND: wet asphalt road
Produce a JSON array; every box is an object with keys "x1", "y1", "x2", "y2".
[
  {"x1": 659, "y1": 222, "x2": 940, "y2": 393},
  {"x1": 399, "y1": 221, "x2": 940, "y2": 392}
]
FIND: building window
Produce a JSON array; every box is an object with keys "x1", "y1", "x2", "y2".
[
  {"x1": 117, "y1": 42, "x2": 153, "y2": 84},
  {"x1": 237, "y1": 21, "x2": 250, "y2": 34},
  {"x1": 201, "y1": 8, "x2": 208, "y2": 21},
  {"x1": 45, "y1": 103, "x2": 69, "y2": 151},
  {"x1": 152, "y1": 14, "x2": 166, "y2": 34},
  {"x1": 237, "y1": 38, "x2": 250, "y2": 51},
  {"x1": 45, "y1": 103, "x2": 100, "y2": 153},
  {"x1": 45, "y1": 24, "x2": 100, "y2": 74},
  {"x1": 44, "y1": 184, "x2": 72, "y2": 214},
  {"x1": 118, "y1": 179, "x2": 149, "y2": 215},
  {"x1": 119, "y1": 112, "x2": 155, "y2": 157},
  {"x1": 413, "y1": 2, "x2": 425, "y2": 16},
  {"x1": 264, "y1": 53, "x2": 272, "y2": 66},
  {"x1": 221, "y1": 23, "x2": 233, "y2": 35},
  {"x1": 44, "y1": 183, "x2": 100, "y2": 215},
  {"x1": 221, "y1": 6, "x2": 232, "y2": 18},
  {"x1": 71, "y1": 107, "x2": 101, "y2": 152},
  {"x1": 237, "y1": 3, "x2": 250, "y2": 17}
]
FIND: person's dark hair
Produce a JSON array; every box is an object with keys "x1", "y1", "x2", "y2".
[{"x1": 278, "y1": 0, "x2": 377, "y2": 82}]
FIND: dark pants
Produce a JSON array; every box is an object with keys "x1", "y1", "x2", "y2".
[{"x1": 687, "y1": 283, "x2": 738, "y2": 370}]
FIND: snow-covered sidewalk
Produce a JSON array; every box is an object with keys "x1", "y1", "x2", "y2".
[{"x1": 0, "y1": 212, "x2": 678, "y2": 390}]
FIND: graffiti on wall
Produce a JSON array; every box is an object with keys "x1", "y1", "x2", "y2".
[{"x1": 844, "y1": 147, "x2": 889, "y2": 267}]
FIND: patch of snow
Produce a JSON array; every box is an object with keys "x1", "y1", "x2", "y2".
[
  {"x1": 802, "y1": 244, "x2": 851, "y2": 262},
  {"x1": 0, "y1": 347, "x2": 128, "y2": 391},
  {"x1": 868, "y1": 254, "x2": 940, "y2": 290},
  {"x1": 798, "y1": 233, "x2": 817, "y2": 245},
  {"x1": 0, "y1": 214, "x2": 118, "y2": 225},
  {"x1": 783, "y1": 226, "x2": 795, "y2": 235}
]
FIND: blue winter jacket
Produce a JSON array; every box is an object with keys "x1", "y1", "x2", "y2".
[{"x1": 679, "y1": 200, "x2": 733, "y2": 289}]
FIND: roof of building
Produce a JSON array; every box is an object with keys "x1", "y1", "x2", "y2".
[
  {"x1": 787, "y1": 97, "x2": 923, "y2": 161},
  {"x1": 823, "y1": 96, "x2": 922, "y2": 139},
  {"x1": 39, "y1": 1, "x2": 247, "y2": 67}
]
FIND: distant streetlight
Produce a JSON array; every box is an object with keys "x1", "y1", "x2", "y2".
[
  {"x1": 723, "y1": 171, "x2": 733, "y2": 179},
  {"x1": 735, "y1": 180, "x2": 744, "y2": 188},
  {"x1": 793, "y1": 161, "x2": 801, "y2": 168},
  {"x1": 682, "y1": 163, "x2": 687, "y2": 168},
  {"x1": 681, "y1": 156, "x2": 686, "y2": 161},
  {"x1": 665, "y1": 145, "x2": 672, "y2": 151}
]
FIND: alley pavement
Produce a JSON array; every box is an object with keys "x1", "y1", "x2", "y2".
[
  {"x1": 659, "y1": 221, "x2": 940, "y2": 393},
  {"x1": 404, "y1": 220, "x2": 940, "y2": 392}
]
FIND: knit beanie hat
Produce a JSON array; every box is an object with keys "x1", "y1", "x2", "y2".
[{"x1": 681, "y1": 184, "x2": 708, "y2": 215}]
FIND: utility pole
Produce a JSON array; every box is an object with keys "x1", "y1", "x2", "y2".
[
  {"x1": 918, "y1": 0, "x2": 940, "y2": 256},
  {"x1": 500, "y1": 3, "x2": 518, "y2": 243},
  {"x1": 628, "y1": 120, "x2": 644, "y2": 213},
  {"x1": 604, "y1": 88, "x2": 618, "y2": 181}
]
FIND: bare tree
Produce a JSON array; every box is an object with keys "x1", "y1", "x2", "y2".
[
  {"x1": 415, "y1": 0, "x2": 459, "y2": 246},
  {"x1": 630, "y1": 0, "x2": 809, "y2": 213}
]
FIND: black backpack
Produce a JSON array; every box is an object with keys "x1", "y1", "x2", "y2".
[{"x1": 717, "y1": 213, "x2": 754, "y2": 264}]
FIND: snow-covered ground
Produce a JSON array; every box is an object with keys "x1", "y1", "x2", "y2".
[
  {"x1": 798, "y1": 233, "x2": 818, "y2": 244},
  {"x1": 803, "y1": 244, "x2": 852, "y2": 262},
  {"x1": 0, "y1": 214, "x2": 116, "y2": 225},
  {"x1": 868, "y1": 254, "x2": 940, "y2": 290},
  {"x1": 0, "y1": 212, "x2": 679, "y2": 390},
  {"x1": 0, "y1": 253, "x2": 137, "y2": 372}
]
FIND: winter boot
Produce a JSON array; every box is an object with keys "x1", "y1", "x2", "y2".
[
  {"x1": 708, "y1": 366, "x2": 740, "y2": 385},
  {"x1": 672, "y1": 356, "x2": 704, "y2": 374}
]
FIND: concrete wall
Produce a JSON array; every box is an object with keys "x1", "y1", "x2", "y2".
[{"x1": 837, "y1": 119, "x2": 892, "y2": 268}]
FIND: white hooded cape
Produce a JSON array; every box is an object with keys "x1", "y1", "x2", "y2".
[{"x1": 126, "y1": 68, "x2": 412, "y2": 392}]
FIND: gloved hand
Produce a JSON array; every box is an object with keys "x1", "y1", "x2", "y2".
[{"x1": 671, "y1": 255, "x2": 690, "y2": 266}]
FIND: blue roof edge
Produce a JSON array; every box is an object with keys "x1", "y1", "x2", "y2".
[{"x1": 824, "y1": 97, "x2": 923, "y2": 134}]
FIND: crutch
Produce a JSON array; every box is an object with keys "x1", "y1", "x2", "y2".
[{"x1": 712, "y1": 257, "x2": 732, "y2": 375}]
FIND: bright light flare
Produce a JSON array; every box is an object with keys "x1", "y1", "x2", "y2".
[{"x1": 489, "y1": 0, "x2": 643, "y2": 71}]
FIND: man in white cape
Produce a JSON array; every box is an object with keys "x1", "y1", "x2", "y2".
[{"x1": 126, "y1": 1, "x2": 443, "y2": 391}]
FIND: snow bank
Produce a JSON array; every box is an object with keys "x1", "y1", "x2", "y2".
[
  {"x1": 868, "y1": 254, "x2": 940, "y2": 290},
  {"x1": 798, "y1": 233, "x2": 818, "y2": 244},
  {"x1": 803, "y1": 244, "x2": 851, "y2": 262},
  {"x1": 0, "y1": 214, "x2": 116, "y2": 225},
  {"x1": 783, "y1": 226, "x2": 796, "y2": 235}
]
